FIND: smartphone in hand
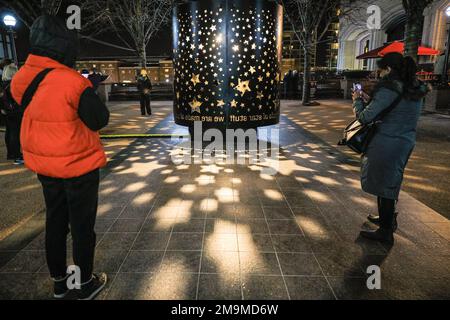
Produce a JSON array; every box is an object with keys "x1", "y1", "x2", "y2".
[{"x1": 353, "y1": 83, "x2": 363, "y2": 92}]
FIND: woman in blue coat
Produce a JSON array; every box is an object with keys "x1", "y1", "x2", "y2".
[{"x1": 352, "y1": 53, "x2": 429, "y2": 244}]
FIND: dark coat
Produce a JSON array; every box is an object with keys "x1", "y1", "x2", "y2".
[
  {"x1": 353, "y1": 78, "x2": 428, "y2": 200},
  {"x1": 137, "y1": 75, "x2": 152, "y2": 93},
  {"x1": 88, "y1": 73, "x2": 103, "y2": 91}
]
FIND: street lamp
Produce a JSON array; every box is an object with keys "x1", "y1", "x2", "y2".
[
  {"x1": 3, "y1": 15, "x2": 18, "y2": 65},
  {"x1": 443, "y1": 6, "x2": 450, "y2": 84}
]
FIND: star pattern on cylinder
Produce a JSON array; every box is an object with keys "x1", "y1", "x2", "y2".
[{"x1": 173, "y1": 1, "x2": 282, "y2": 128}]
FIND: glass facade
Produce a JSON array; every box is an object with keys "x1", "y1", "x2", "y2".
[{"x1": 0, "y1": 32, "x2": 14, "y2": 60}]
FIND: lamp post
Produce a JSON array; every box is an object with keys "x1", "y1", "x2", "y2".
[
  {"x1": 443, "y1": 6, "x2": 450, "y2": 84},
  {"x1": 3, "y1": 15, "x2": 18, "y2": 65}
]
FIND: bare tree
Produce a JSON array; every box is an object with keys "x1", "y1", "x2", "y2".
[
  {"x1": 0, "y1": 0, "x2": 62, "y2": 28},
  {"x1": 81, "y1": 0, "x2": 173, "y2": 67},
  {"x1": 402, "y1": 0, "x2": 434, "y2": 62},
  {"x1": 282, "y1": 0, "x2": 340, "y2": 106}
]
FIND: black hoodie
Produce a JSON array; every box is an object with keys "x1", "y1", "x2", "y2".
[
  {"x1": 30, "y1": 15, "x2": 79, "y2": 68},
  {"x1": 26, "y1": 15, "x2": 109, "y2": 131}
]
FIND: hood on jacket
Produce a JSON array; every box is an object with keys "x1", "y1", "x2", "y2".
[
  {"x1": 376, "y1": 76, "x2": 430, "y2": 101},
  {"x1": 404, "y1": 80, "x2": 430, "y2": 101},
  {"x1": 29, "y1": 15, "x2": 79, "y2": 68}
]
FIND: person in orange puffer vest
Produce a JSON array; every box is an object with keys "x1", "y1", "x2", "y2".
[{"x1": 11, "y1": 15, "x2": 109, "y2": 300}]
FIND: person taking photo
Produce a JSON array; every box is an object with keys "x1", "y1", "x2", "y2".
[{"x1": 352, "y1": 52, "x2": 429, "y2": 244}]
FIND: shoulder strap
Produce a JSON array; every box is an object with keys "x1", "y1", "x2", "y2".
[
  {"x1": 374, "y1": 90, "x2": 403, "y2": 122},
  {"x1": 21, "y1": 68, "x2": 54, "y2": 110}
]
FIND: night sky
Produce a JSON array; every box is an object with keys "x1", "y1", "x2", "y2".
[{"x1": 10, "y1": 11, "x2": 173, "y2": 63}]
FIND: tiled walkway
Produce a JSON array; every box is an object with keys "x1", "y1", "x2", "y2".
[{"x1": 0, "y1": 104, "x2": 449, "y2": 300}]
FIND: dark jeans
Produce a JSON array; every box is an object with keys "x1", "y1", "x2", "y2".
[
  {"x1": 38, "y1": 169, "x2": 100, "y2": 283},
  {"x1": 5, "y1": 113, "x2": 23, "y2": 160},
  {"x1": 377, "y1": 196, "x2": 396, "y2": 229},
  {"x1": 140, "y1": 93, "x2": 152, "y2": 115}
]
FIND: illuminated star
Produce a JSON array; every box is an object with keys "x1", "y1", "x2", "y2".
[
  {"x1": 257, "y1": 91, "x2": 264, "y2": 99},
  {"x1": 251, "y1": 43, "x2": 256, "y2": 50},
  {"x1": 258, "y1": 76, "x2": 264, "y2": 82},
  {"x1": 217, "y1": 100, "x2": 225, "y2": 108},
  {"x1": 235, "y1": 79, "x2": 251, "y2": 96},
  {"x1": 190, "y1": 99, "x2": 202, "y2": 113},
  {"x1": 191, "y1": 74, "x2": 200, "y2": 86},
  {"x1": 249, "y1": 66, "x2": 256, "y2": 74},
  {"x1": 230, "y1": 99, "x2": 238, "y2": 108},
  {"x1": 266, "y1": 71, "x2": 271, "y2": 78},
  {"x1": 210, "y1": 25, "x2": 217, "y2": 31}
]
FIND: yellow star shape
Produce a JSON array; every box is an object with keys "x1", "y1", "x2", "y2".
[
  {"x1": 257, "y1": 91, "x2": 264, "y2": 100},
  {"x1": 217, "y1": 100, "x2": 225, "y2": 108},
  {"x1": 249, "y1": 66, "x2": 256, "y2": 74},
  {"x1": 231, "y1": 99, "x2": 238, "y2": 108},
  {"x1": 191, "y1": 74, "x2": 200, "y2": 86},
  {"x1": 258, "y1": 76, "x2": 263, "y2": 82},
  {"x1": 234, "y1": 79, "x2": 251, "y2": 96},
  {"x1": 190, "y1": 99, "x2": 202, "y2": 113}
]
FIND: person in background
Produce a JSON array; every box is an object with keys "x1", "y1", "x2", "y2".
[
  {"x1": 2, "y1": 58, "x2": 18, "y2": 83},
  {"x1": 352, "y1": 52, "x2": 429, "y2": 244},
  {"x1": 88, "y1": 68, "x2": 108, "y2": 92},
  {"x1": 291, "y1": 70, "x2": 300, "y2": 99},
  {"x1": 137, "y1": 68, "x2": 152, "y2": 116},
  {"x1": 80, "y1": 69, "x2": 90, "y2": 79},
  {"x1": 11, "y1": 15, "x2": 110, "y2": 300},
  {"x1": 284, "y1": 70, "x2": 293, "y2": 99},
  {"x1": 1, "y1": 58, "x2": 23, "y2": 165}
]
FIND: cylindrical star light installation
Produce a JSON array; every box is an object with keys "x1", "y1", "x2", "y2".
[{"x1": 173, "y1": 0, "x2": 283, "y2": 130}]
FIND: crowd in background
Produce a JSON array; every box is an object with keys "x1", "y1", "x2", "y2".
[{"x1": 0, "y1": 58, "x2": 23, "y2": 165}]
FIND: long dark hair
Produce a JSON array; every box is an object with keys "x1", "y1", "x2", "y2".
[
  {"x1": 376, "y1": 52, "x2": 428, "y2": 100},
  {"x1": 377, "y1": 52, "x2": 417, "y2": 86}
]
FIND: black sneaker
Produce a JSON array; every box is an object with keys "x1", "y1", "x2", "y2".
[
  {"x1": 77, "y1": 273, "x2": 107, "y2": 300},
  {"x1": 13, "y1": 159, "x2": 24, "y2": 165},
  {"x1": 360, "y1": 227, "x2": 394, "y2": 245},
  {"x1": 367, "y1": 212, "x2": 399, "y2": 232},
  {"x1": 53, "y1": 275, "x2": 70, "y2": 299}
]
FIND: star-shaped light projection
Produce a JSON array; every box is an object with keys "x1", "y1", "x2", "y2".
[
  {"x1": 190, "y1": 98, "x2": 202, "y2": 113},
  {"x1": 235, "y1": 79, "x2": 251, "y2": 96},
  {"x1": 217, "y1": 100, "x2": 225, "y2": 108},
  {"x1": 230, "y1": 99, "x2": 238, "y2": 108}
]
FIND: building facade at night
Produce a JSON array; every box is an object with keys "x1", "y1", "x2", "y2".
[
  {"x1": 337, "y1": 0, "x2": 450, "y2": 71},
  {"x1": 75, "y1": 58, "x2": 174, "y2": 84},
  {"x1": 281, "y1": 14, "x2": 340, "y2": 75},
  {"x1": 0, "y1": 26, "x2": 15, "y2": 61}
]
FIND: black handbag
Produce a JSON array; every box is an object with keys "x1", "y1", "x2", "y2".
[{"x1": 340, "y1": 94, "x2": 403, "y2": 154}]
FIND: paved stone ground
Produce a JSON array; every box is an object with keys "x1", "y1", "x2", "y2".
[
  {"x1": 0, "y1": 102, "x2": 173, "y2": 241},
  {"x1": 0, "y1": 102, "x2": 448, "y2": 300},
  {"x1": 283, "y1": 100, "x2": 450, "y2": 220}
]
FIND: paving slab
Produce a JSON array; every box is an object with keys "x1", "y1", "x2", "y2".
[{"x1": 0, "y1": 101, "x2": 448, "y2": 300}]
